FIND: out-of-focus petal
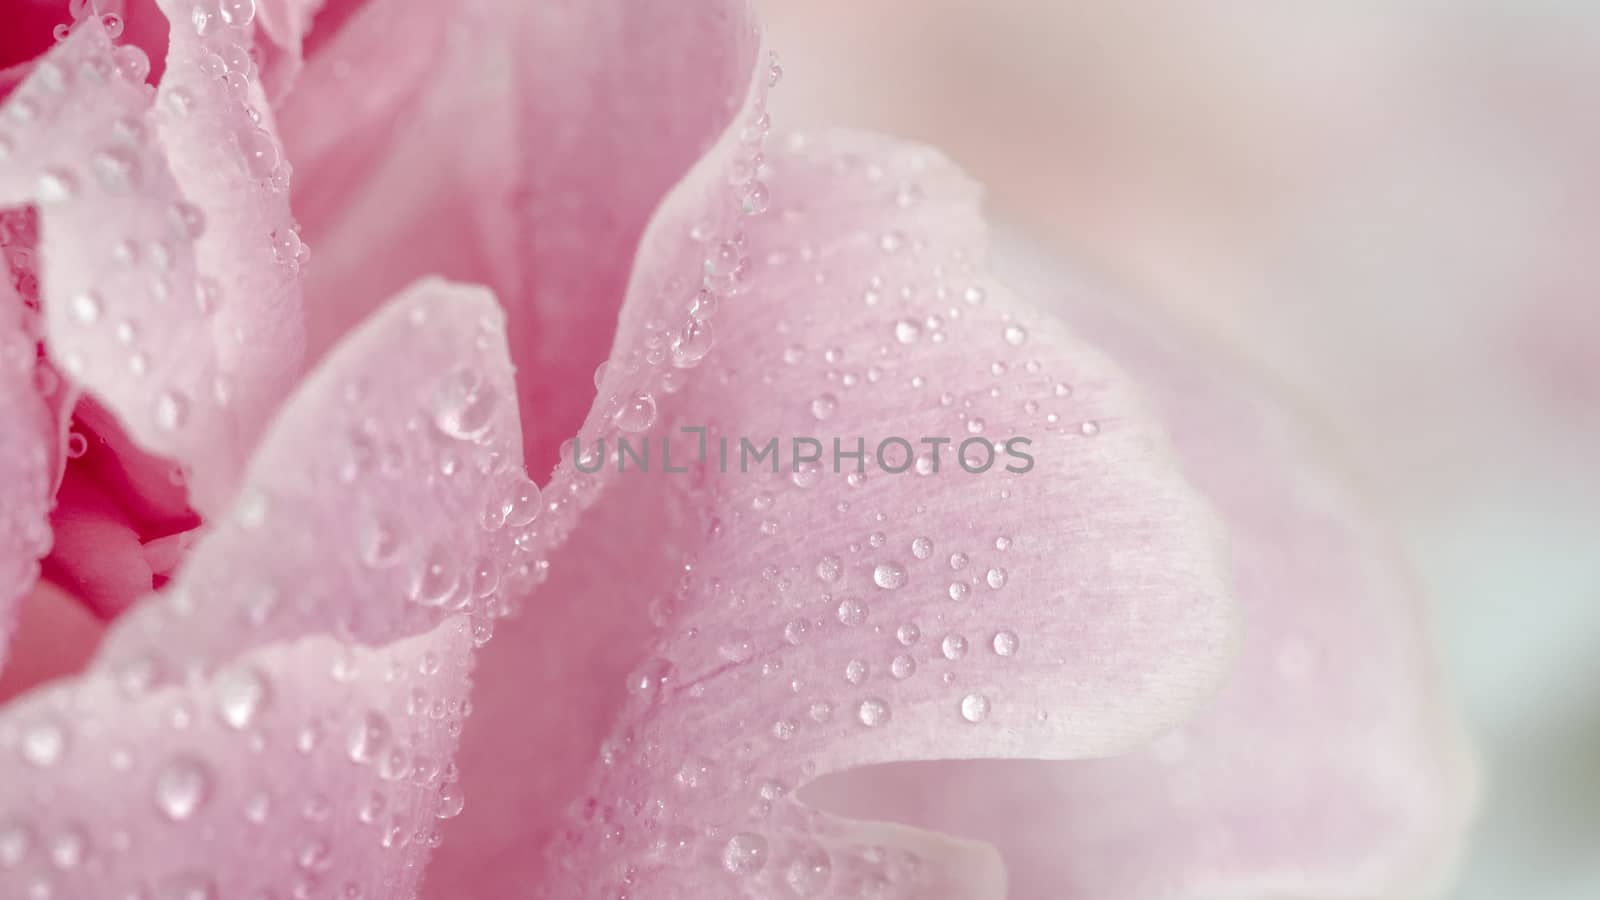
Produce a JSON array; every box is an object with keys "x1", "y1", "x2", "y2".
[
  {"x1": 0, "y1": 11, "x2": 304, "y2": 517},
  {"x1": 428, "y1": 131, "x2": 1237, "y2": 899},
  {"x1": 280, "y1": 0, "x2": 765, "y2": 474},
  {"x1": 803, "y1": 234, "x2": 1478, "y2": 899},
  {"x1": 0, "y1": 277, "x2": 534, "y2": 897},
  {"x1": 0, "y1": 271, "x2": 53, "y2": 675}
]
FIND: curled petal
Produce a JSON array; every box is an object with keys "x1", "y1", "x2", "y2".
[
  {"x1": 281, "y1": 0, "x2": 766, "y2": 477},
  {"x1": 0, "y1": 277, "x2": 532, "y2": 896},
  {"x1": 0, "y1": 12, "x2": 303, "y2": 517},
  {"x1": 805, "y1": 235, "x2": 1479, "y2": 899},
  {"x1": 430, "y1": 131, "x2": 1237, "y2": 898}
]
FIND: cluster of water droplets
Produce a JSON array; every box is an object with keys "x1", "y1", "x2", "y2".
[
  {"x1": 529, "y1": 123, "x2": 1105, "y2": 896},
  {"x1": 0, "y1": 292, "x2": 538, "y2": 895},
  {"x1": 0, "y1": 618, "x2": 476, "y2": 900},
  {"x1": 0, "y1": 0, "x2": 310, "y2": 460}
]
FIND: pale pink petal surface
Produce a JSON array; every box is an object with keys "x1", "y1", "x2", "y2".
[
  {"x1": 0, "y1": 278, "x2": 529, "y2": 897},
  {"x1": 0, "y1": 266, "x2": 54, "y2": 673},
  {"x1": 806, "y1": 236, "x2": 1479, "y2": 899},
  {"x1": 427, "y1": 128, "x2": 1237, "y2": 898},
  {"x1": 281, "y1": 0, "x2": 766, "y2": 476},
  {"x1": 0, "y1": 10, "x2": 303, "y2": 517}
]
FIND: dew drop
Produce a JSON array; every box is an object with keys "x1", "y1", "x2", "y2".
[
  {"x1": 809, "y1": 393, "x2": 838, "y2": 421},
  {"x1": 857, "y1": 697, "x2": 891, "y2": 727},
  {"x1": 1003, "y1": 324, "x2": 1029, "y2": 346},
  {"x1": 234, "y1": 126, "x2": 278, "y2": 180},
  {"x1": 213, "y1": 665, "x2": 268, "y2": 730},
  {"x1": 959, "y1": 693, "x2": 991, "y2": 723},
  {"x1": 892, "y1": 318, "x2": 921, "y2": 344},
  {"x1": 985, "y1": 567, "x2": 1008, "y2": 589},
  {"x1": 154, "y1": 390, "x2": 190, "y2": 431},
  {"x1": 431, "y1": 367, "x2": 497, "y2": 441},
  {"x1": 890, "y1": 654, "x2": 917, "y2": 679},
  {"x1": 872, "y1": 562, "x2": 907, "y2": 590},
  {"x1": 910, "y1": 536, "x2": 933, "y2": 560},
  {"x1": 68, "y1": 291, "x2": 101, "y2": 325},
  {"x1": 992, "y1": 630, "x2": 1019, "y2": 657},
  {"x1": 20, "y1": 721, "x2": 65, "y2": 767},
  {"x1": 346, "y1": 712, "x2": 389, "y2": 764},
  {"x1": 218, "y1": 0, "x2": 256, "y2": 27},
  {"x1": 814, "y1": 554, "x2": 842, "y2": 583},
  {"x1": 435, "y1": 782, "x2": 465, "y2": 819},
  {"x1": 613, "y1": 391, "x2": 657, "y2": 432},
  {"x1": 722, "y1": 832, "x2": 769, "y2": 875},
  {"x1": 941, "y1": 634, "x2": 969, "y2": 660},
  {"x1": 835, "y1": 597, "x2": 867, "y2": 627},
  {"x1": 154, "y1": 756, "x2": 211, "y2": 821}
]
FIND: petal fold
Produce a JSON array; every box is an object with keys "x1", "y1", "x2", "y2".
[
  {"x1": 0, "y1": 11, "x2": 304, "y2": 517},
  {"x1": 0, "y1": 276, "x2": 534, "y2": 897},
  {"x1": 429, "y1": 131, "x2": 1237, "y2": 899},
  {"x1": 804, "y1": 234, "x2": 1479, "y2": 899}
]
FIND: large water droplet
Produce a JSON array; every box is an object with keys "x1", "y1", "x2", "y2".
[
  {"x1": 347, "y1": 711, "x2": 389, "y2": 764},
  {"x1": 213, "y1": 665, "x2": 268, "y2": 730},
  {"x1": 613, "y1": 391, "x2": 657, "y2": 432},
  {"x1": 960, "y1": 693, "x2": 991, "y2": 723},
  {"x1": 784, "y1": 846, "x2": 832, "y2": 896},
  {"x1": 722, "y1": 832, "x2": 769, "y2": 875},
  {"x1": 872, "y1": 562, "x2": 907, "y2": 590},
  {"x1": 155, "y1": 757, "x2": 211, "y2": 821},
  {"x1": 431, "y1": 367, "x2": 497, "y2": 441},
  {"x1": 857, "y1": 697, "x2": 891, "y2": 727},
  {"x1": 835, "y1": 597, "x2": 867, "y2": 627},
  {"x1": 20, "y1": 721, "x2": 65, "y2": 767},
  {"x1": 436, "y1": 781, "x2": 465, "y2": 819},
  {"x1": 218, "y1": 0, "x2": 256, "y2": 27},
  {"x1": 992, "y1": 630, "x2": 1019, "y2": 657}
]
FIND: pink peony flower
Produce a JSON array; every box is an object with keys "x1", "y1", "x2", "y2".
[{"x1": 0, "y1": 1, "x2": 1473, "y2": 899}]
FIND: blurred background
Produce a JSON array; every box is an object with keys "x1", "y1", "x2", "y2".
[{"x1": 758, "y1": 2, "x2": 1600, "y2": 898}]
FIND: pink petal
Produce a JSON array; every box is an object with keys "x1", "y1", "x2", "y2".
[
  {"x1": 280, "y1": 0, "x2": 766, "y2": 474},
  {"x1": 427, "y1": 131, "x2": 1237, "y2": 898},
  {"x1": 38, "y1": 467, "x2": 154, "y2": 618},
  {"x1": 0, "y1": 582, "x2": 102, "y2": 704},
  {"x1": 0, "y1": 277, "x2": 532, "y2": 896},
  {"x1": 0, "y1": 11, "x2": 304, "y2": 517},
  {"x1": 0, "y1": 269, "x2": 54, "y2": 674},
  {"x1": 802, "y1": 236, "x2": 1479, "y2": 898}
]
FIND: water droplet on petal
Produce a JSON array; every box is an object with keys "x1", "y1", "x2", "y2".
[
  {"x1": 872, "y1": 562, "x2": 907, "y2": 590},
  {"x1": 857, "y1": 697, "x2": 891, "y2": 727},
  {"x1": 613, "y1": 391, "x2": 657, "y2": 432},
  {"x1": 722, "y1": 832, "x2": 769, "y2": 875},
  {"x1": 960, "y1": 693, "x2": 991, "y2": 723},
  {"x1": 992, "y1": 630, "x2": 1019, "y2": 657},
  {"x1": 154, "y1": 757, "x2": 210, "y2": 821},
  {"x1": 431, "y1": 367, "x2": 497, "y2": 441},
  {"x1": 213, "y1": 665, "x2": 268, "y2": 730},
  {"x1": 219, "y1": 0, "x2": 256, "y2": 27},
  {"x1": 20, "y1": 721, "x2": 65, "y2": 767}
]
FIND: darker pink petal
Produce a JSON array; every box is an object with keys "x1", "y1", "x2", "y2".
[
  {"x1": 429, "y1": 131, "x2": 1237, "y2": 898},
  {"x1": 805, "y1": 235, "x2": 1479, "y2": 899},
  {"x1": 0, "y1": 582, "x2": 101, "y2": 705}
]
